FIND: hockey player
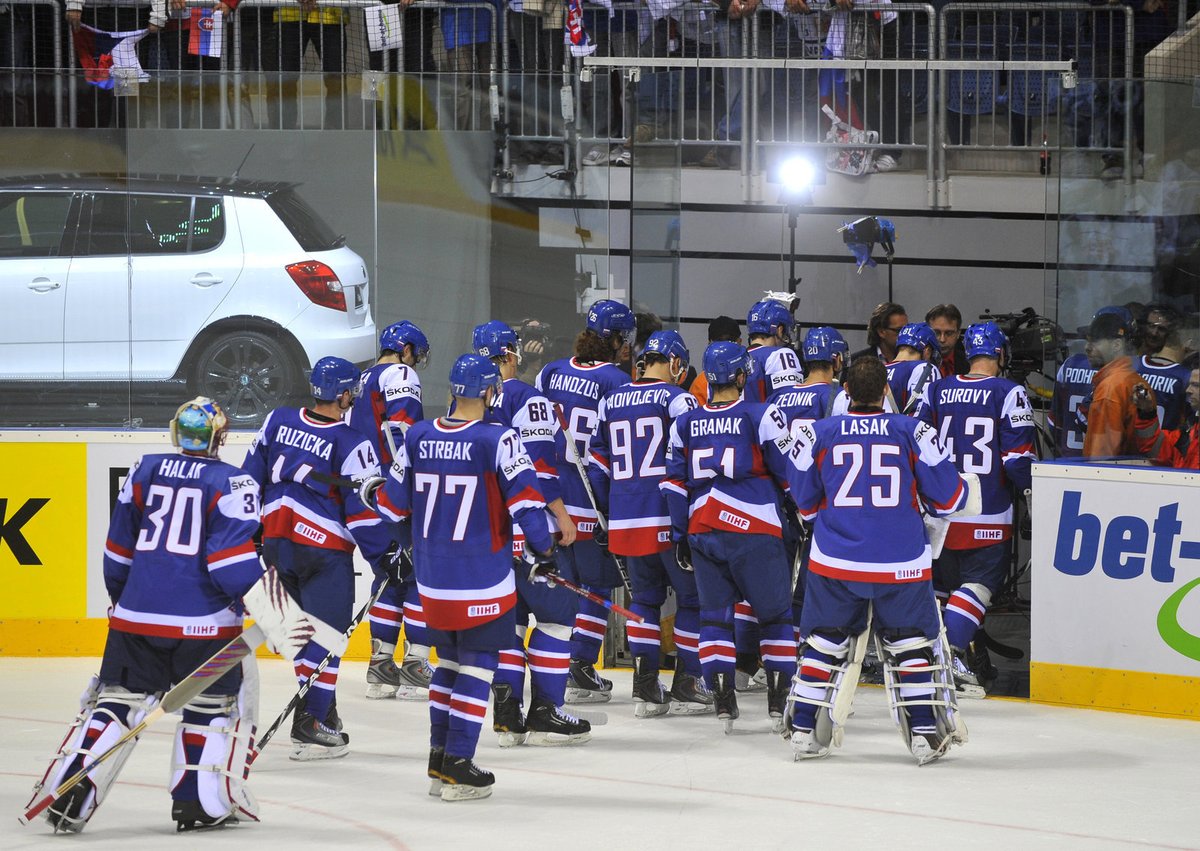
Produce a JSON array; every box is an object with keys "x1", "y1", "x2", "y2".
[
  {"x1": 1135, "y1": 366, "x2": 1200, "y2": 468},
  {"x1": 346, "y1": 320, "x2": 434, "y2": 701},
  {"x1": 1049, "y1": 306, "x2": 1132, "y2": 458},
  {"x1": 30, "y1": 398, "x2": 319, "y2": 832},
  {"x1": 588, "y1": 330, "x2": 713, "y2": 717},
  {"x1": 886, "y1": 322, "x2": 940, "y2": 414},
  {"x1": 366, "y1": 354, "x2": 560, "y2": 800},
  {"x1": 471, "y1": 320, "x2": 591, "y2": 746},
  {"x1": 914, "y1": 322, "x2": 1037, "y2": 696},
  {"x1": 786, "y1": 357, "x2": 972, "y2": 765},
  {"x1": 1134, "y1": 305, "x2": 1191, "y2": 431},
  {"x1": 744, "y1": 293, "x2": 804, "y2": 404},
  {"x1": 662, "y1": 342, "x2": 798, "y2": 733},
  {"x1": 536, "y1": 299, "x2": 636, "y2": 703},
  {"x1": 243, "y1": 357, "x2": 394, "y2": 758}
]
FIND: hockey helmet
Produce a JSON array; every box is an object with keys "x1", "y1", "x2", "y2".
[
  {"x1": 380, "y1": 320, "x2": 430, "y2": 365},
  {"x1": 803, "y1": 326, "x2": 847, "y2": 363},
  {"x1": 310, "y1": 356, "x2": 361, "y2": 401},
  {"x1": 963, "y1": 321, "x2": 1008, "y2": 360},
  {"x1": 586, "y1": 299, "x2": 636, "y2": 342},
  {"x1": 170, "y1": 396, "x2": 228, "y2": 457},
  {"x1": 449, "y1": 353, "x2": 502, "y2": 399},
  {"x1": 746, "y1": 299, "x2": 796, "y2": 340},
  {"x1": 703, "y1": 341, "x2": 751, "y2": 385},
  {"x1": 896, "y1": 322, "x2": 941, "y2": 362},
  {"x1": 473, "y1": 320, "x2": 521, "y2": 361},
  {"x1": 642, "y1": 330, "x2": 690, "y2": 365}
]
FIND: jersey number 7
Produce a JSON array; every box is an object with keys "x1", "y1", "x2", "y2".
[{"x1": 414, "y1": 473, "x2": 477, "y2": 541}]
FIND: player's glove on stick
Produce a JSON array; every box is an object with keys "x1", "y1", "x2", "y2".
[
  {"x1": 675, "y1": 538, "x2": 693, "y2": 573},
  {"x1": 358, "y1": 475, "x2": 386, "y2": 510},
  {"x1": 524, "y1": 545, "x2": 559, "y2": 587},
  {"x1": 592, "y1": 523, "x2": 609, "y2": 556}
]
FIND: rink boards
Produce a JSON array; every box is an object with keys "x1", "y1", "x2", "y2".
[{"x1": 1030, "y1": 462, "x2": 1200, "y2": 720}]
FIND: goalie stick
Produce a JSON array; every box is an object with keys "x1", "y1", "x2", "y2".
[
  {"x1": 251, "y1": 578, "x2": 391, "y2": 762},
  {"x1": 550, "y1": 403, "x2": 632, "y2": 595},
  {"x1": 20, "y1": 625, "x2": 266, "y2": 827}
]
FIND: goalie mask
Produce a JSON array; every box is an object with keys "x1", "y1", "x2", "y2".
[{"x1": 171, "y1": 397, "x2": 228, "y2": 458}]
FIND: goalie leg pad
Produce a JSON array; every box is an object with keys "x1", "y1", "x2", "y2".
[
  {"x1": 787, "y1": 631, "x2": 849, "y2": 756},
  {"x1": 37, "y1": 686, "x2": 155, "y2": 832},
  {"x1": 171, "y1": 658, "x2": 260, "y2": 825},
  {"x1": 878, "y1": 631, "x2": 965, "y2": 764}
]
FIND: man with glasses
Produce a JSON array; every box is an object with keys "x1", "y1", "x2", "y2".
[
  {"x1": 1135, "y1": 305, "x2": 1192, "y2": 433},
  {"x1": 925, "y1": 304, "x2": 969, "y2": 378},
  {"x1": 852, "y1": 302, "x2": 908, "y2": 364}
]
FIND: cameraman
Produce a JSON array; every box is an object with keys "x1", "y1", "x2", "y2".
[{"x1": 515, "y1": 318, "x2": 553, "y2": 384}]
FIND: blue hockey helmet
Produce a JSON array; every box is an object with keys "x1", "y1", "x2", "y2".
[
  {"x1": 586, "y1": 299, "x2": 636, "y2": 342},
  {"x1": 472, "y1": 320, "x2": 521, "y2": 361},
  {"x1": 449, "y1": 353, "x2": 502, "y2": 399},
  {"x1": 642, "y1": 330, "x2": 690, "y2": 364},
  {"x1": 170, "y1": 396, "x2": 228, "y2": 457},
  {"x1": 310, "y1": 356, "x2": 361, "y2": 401},
  {"x1": 380, "y1": 320, "x2": 430, "y2": 364},
  {"x1": 747, "y1": 299, "x2": 796, "y2": 339},
  {"x1": 703, "y1": 341, "x2": 751, "y2": 385},
  {"x1": 963, "y1": 321, "x2": 1009, "y2": 360},
  {"x1": 896, "y1": 322, "x2": 941, "y2": 361},
  {"x1": 802, "y1": 326, "x2": 848, "y2": 363}
]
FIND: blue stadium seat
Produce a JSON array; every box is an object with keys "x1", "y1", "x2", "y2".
[{"x1": 946, "y1": 42, "x2": 997, "y2": 117}]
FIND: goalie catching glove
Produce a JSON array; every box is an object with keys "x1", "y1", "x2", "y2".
[
  {"x1": 523, "y1": 545, "x2": 558, "y2": 586},
  {"x1": 243, "y1": 566, "x2": 348, "y2": 660}
]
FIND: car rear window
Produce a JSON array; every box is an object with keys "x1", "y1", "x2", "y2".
[{"x1": 266, "y1": 189, "x2": 342, "y2": 251}]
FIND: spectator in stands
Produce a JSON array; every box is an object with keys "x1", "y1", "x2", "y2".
[
  {"x1": 1134, "y1": 366, "x2": 1199, "y2": 469},
  {"x1": 1099, "y1": 0, "x2": 1171, "y2": 181},
  {"x1": 146, "y1": 0, "x2": 234, "y2": 128},
  {"x1": 369, "y1": 0, "x2": 437, "y2": 130},
  {"x1": 1, "y1": 2, "x2": 35, "y2": 126},
  {"x1": 507, "y1": 0, "x2": 564, "y2": 164},
  {"x1": 1082, "y1": 311, "x2": 1154, "y2": 458},
  {"x1": 580, "y1": 1, "x2": 639, "y2": 167},
  {"x1": 263, "y1": 0, "x2": 348, "y2": 129},
  {"x1": 688, "y1": 315, "x2": 741, "y2": 405},
  {"x1": 926, "y1": 303, "x2": 968, "y2": 377},
  {"x1": 441, "y1": 0, "x2": 495, "y2": 129},
  {"x1": 852, "y1": 301, "x2": 907, "y2": 362},
  {"x1": 66, "y1": 0, "x2": 151, "y2": 128}
]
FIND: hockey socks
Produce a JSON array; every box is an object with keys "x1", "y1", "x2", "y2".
[
  {"x1": 626, "y1": 602, "x2": 661, "y2": 663},
  {"x1": 698, "y1": 609, "x2": 736, "y2": 688},
  {"x1": 943, "y1": 585, "x2": 990, "y2": 651},
  {"x1": 526, "y1": 625, "x2": 571, "y2": 706},
  {"x1": 429, "y1": 660, "x2": 458, "y2": 751},
  {"x1": 569, "y1": 593, "x2": 609, "y2": 664},
  {"x1": 445, "y1": 652, "x2": 497, "y2": 760},
  {"x1": 403, "y1": 583, "x2": 432, "y2": 658},
  {"x1": 733, "y1": 600, "x2": 761, "y2": 656},
  {"x1": 294, "y1": 648, "x2": 338, "y2": 723},
  {"x1": 672, "y1": 606, "x2": 702, "y2": 677},
  {"x1": 492, "y1": 625, "x2": 528, "y2": 700},
  {"x1": 758, "y1": 620, "x2": 798, "y2": 680},
  {"x1": 367, "y1": 574, "x2": 405, "y2": 648},
  {"x1": 891, "y1": 637, "x2": 937, "y2": 731}
]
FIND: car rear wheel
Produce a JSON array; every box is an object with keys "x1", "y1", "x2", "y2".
[{"x1": 190, "y1": 330, "x2": 303, "y2": 427}]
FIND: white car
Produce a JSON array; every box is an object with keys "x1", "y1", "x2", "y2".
[{"x1": 0, "y1": 174, "x2": 376, "y2": 426}]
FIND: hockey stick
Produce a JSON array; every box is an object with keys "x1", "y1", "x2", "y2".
[
  {"x1": 545, "y1": 571, "x2": 643, "y2": 623},
  {"x1": 251, "y1": 578, "x2": 391, "y2": 762},
  {"x1": 20, "y1": 625, "x2": 266, "y2": 826},
  {"x1": 550, "y1": 403, "x2": 633, "y2": 595}
]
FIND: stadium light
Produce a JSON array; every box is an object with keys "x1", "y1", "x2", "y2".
[{"x1": 777, "y1": 155, "x2": 817, "y2": 198}]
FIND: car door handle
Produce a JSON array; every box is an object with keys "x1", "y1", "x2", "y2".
[
  {"x1": 190, "y1": 274, "x2": 223, "y2": 287},
  {"x1": 27, "y1": 278, "x2": 61, "y2": 292}
]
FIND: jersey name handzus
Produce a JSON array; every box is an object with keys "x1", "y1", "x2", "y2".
[
  {"x1": 419, "y1": 439, "x2": 474, "y2": 461},
  {"x1": 275, "y1": 425, "x2": 333, "y2": 460},
  {"x1": 547, "y1": 372, "x2": 600, "y2": 399}
]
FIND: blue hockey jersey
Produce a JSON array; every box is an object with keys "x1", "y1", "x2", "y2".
[
  {"x1": 1049, "y1": 353, "x2": 1094, "y2": 458},
  {"x1": 346, "y1": 362, "x2": 424, "y2": 465},
  {"x1": 485, "y1": 377, "x2": 562, "y2": 556},
  {"x1": 243, "y1": 407, "x2": 391, "y2": 564},
  {"x1": 536, "y1": 357, "x2": 629, "y2": 540},
  {"x1": 788, "y1": 413, "x2": 968, "y2": 584},
  {"x1": 886, "y1": 358, "x2": 938, "y2": 414},
  {"x1": 588, "y1": 379, "x2": 697, "y2": 556},
  {"x1": 915, "y1": 375, "x2": 1037, "y2": 549},
  {"x1": 745, "y1": 344, "x2": 804, "y2": 404},
  {"x1": 374, "y1": 418, "x2": 555, "y2": 630},
  {"x1": 769, "y1": 381, "x2": 838, "y2": 433},
  {"x1": 1136, "y1": 355, "x2": 1192, "y2": 430},
  {"x1": 104, "y1": 453, "x2": 264, "y2": 640},
  {"x1": 661, "y1": 399, "x2": 794, "y2": 539}
]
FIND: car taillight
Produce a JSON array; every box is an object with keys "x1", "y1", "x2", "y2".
[{"x1": 286, "y1": 260, "x2": 346, "y2": 311}]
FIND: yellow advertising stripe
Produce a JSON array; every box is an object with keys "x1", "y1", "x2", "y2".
[{"x1": 1031, "y1": 661, "x2": 1200, "y2": 720}]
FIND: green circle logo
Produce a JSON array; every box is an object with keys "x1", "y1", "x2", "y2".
[{"x1": 1157, "y1": 576, "x2": 1200, "y2": 662}]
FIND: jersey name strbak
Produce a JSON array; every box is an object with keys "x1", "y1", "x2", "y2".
[
  {"x1": 243, "y1": 408, "x2": 389, "y2": 561},
  {"x1": 662, "y1": 400, "x2": 793, "y2": 538},
  {"x1": 589, "y1": 380, "x2": 697, "y2": 556},
  {"x1": 536, "y1": 357, "x2": 629, "y2": 538},
  {"x1": 104, "y1": 454, "x2": 263, "y2": 640},
  {"x1": 917, "y1": 375, "x2": 1036, "y2": 549},
  {"x1": 769, "y1": 382, "x2": 837, "y2": 433},
  {"x1": 375, "y1": 419, "x2": 554, "y2": 630},
  {"x1": 1050, "y1": 353, "x2": 1095, "y2": 457},
  {"x1": 789, "y1": 414, "x2": 966, "y2": 583},
  {"x1": 745, "y1": 344, "x2": 804, "y2": 404},
  {"x1": 347, "y1": 362, "x2": 424, "y2": 465},
  {"x1": 1136, "y1": 356, "x2": 1192, "y2": 430}
]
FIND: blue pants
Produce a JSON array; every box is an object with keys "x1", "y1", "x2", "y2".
[
  {"x1": 626, "y1": 551, "x2": 702, "y2": 676},
  {"x1": 561, "y1": 538, "x2": 621, "y2": 663},
  {"x1": 429, "y1": 609, "x2": 513, "y2": 759},
  {"x1": 934, "y1": 543, "x2": 1009, "y2": 650},
  {"x1": 799, "y1": 571, "x2": 941, "y2": 641}
]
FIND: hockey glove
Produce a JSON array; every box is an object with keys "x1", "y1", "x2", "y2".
[
  {"x1": 523, "y1": 545, "x2": 559, "y2": 587},
  {"x1": 675, "y1": 538, "x2": 693, "y2": 573},
  {"x1": 357, "y1": 475, "x2": 386, "y2": 510},
  {"x1": 592, "y1": 523, "x2": 609, "y2": 556},
  {"x1": 243, "y1": 566, "x2": 316, "y2": 661},
  {"x1": 390, "y1": 547, "x2": 415, "y2": 582}
]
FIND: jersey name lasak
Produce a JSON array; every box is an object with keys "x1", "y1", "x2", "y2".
[
  {"x1": 690, "y1": 417, "x2": 743, "y2": 437},
  {"x1": 156, "y1": 458, "x2": 206, "y2": 479},
  {"x1": 418, "y1": 439, "x2": 474, "y2": 461},
  {"x1": 839, "y1": 417, "x2": 892, "y2": 436},
  {"x1": 275, "y1": 425, "x2": 333, "y2": 459},
  {"x1": 937, "y1": 387, "x2": 994, "y2": 406},
  {"x1": 547, "y1": 372, "x2": 600, "y2": 399}
]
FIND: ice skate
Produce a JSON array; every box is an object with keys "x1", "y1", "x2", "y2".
[
  {"x1": 439, "y1": 756, "x2": 494, "y2": 801},
  {"x1": 427, "y1": 747, "x2": 446, "y2": 797},
  {"x1": 366, "y1": 639, "x2": 402, "y2": 699},
  {"x1": 669, "y1": 669, "x2": 715, "y2": 715},
  {"x1": 951, "y1": 648, "x2": 987, "y2": 700},
  {"x1": 172, "y1": 800, "x2": 239, "y2": 832},
  {"x1": 526, "y1": 697, "x2": 592, "y2": 746},
  {"x1": 735, "y1": 654, "x2": 768, "y2": 693},
  {"x1": 565, "y1": 658, "x2": 613, "y2": 704},
  {"x1": 766, "y1": 670, "x2": 789, "y2": 734},
  {"x1": 45, "y1": 781, "x2": 92, "y2": 833},
  {"x1": 289, "y1": 710, "x2": 350, "y2": 761},
  {"x1": 396, "y1": 654, "x2": 434, "y2": 700},
  {"x1": 909, "y1": 729, "x2": 951, "y2": 766},
  {"x1": 790, "y1": 728, "x2": 830, "y2": 761},
  {"x1": 491, "y1": 683, "x2": 528, "y2": 747},
  {"x1": 712, "y1": 672, "x2": 739, "y2": 734},
  {"x1": 632, "y1": 657, "x2": 670, "y2": 718}
]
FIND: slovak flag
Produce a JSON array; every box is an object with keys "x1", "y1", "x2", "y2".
[
  {"x1": 72, "y1": 24, "x2": 150, "y2": 89},
  {"x1": 564, "y1": 0, "x2": 596, "y2": 57},
  {"x1": 189, "y1": 9, "x2": 224, "y2": 58}
]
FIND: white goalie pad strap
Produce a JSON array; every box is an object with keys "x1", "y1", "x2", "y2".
[
  {"x1": 878, "y1": 633, "x2": 965, "y2": 749},
  {"x1": 38, "y1": 688, "x2": 155, "y2": 829},
  {"x1": 951, "y1": 473, "x2": 983, "y2": 518},
  {"x1": 243, "y1": 566, "x2": 317, "y2": 661}
]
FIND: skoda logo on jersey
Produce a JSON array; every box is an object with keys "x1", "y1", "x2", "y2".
[{"x1": 1053, "y1": 490, "x2": 1200, "y2": 661}]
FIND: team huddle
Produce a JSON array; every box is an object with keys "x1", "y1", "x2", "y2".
[{"x1": 25, "y1": 292, "x2": 1039, "y2": 829}]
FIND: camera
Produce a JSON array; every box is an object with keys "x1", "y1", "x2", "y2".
[{"x1": 978, "y1": 307, "x2": 1067, "y2": 384}]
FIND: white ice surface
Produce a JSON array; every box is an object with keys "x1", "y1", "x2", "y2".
[{"x1": 1, "y1": 658, "x2": 1197, "y2": 850}]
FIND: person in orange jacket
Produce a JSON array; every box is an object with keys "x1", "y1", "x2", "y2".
[
  {"x1": 1081, "y1": 312, "x2": 1154, "y2": 458},
  {"x1": 1133, "y1": 365, "x2": 1200, "y2": 469}
]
